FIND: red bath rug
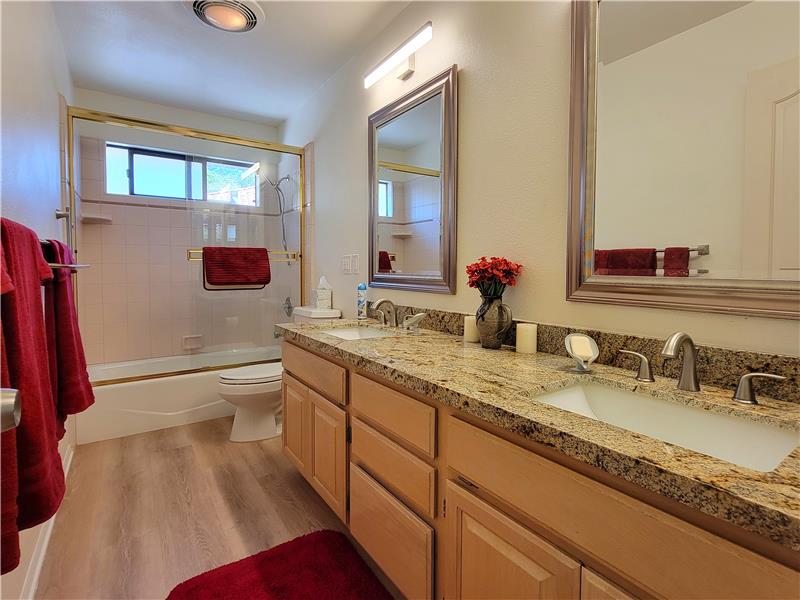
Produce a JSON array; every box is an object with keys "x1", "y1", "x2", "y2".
[{"x1": 165, "y1": 530, "x2": 391, "y2": 600}]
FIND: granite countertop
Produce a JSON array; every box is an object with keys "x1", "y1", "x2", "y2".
[{"x1": 275, "y1": 320, "x2": 800, "y2": 551}]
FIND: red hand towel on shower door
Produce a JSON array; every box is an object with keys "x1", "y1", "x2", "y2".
[
  {"x1": 43, "y1": 240, "x2": 95, "y2": 439},
  {"x1": 202, "y1": 247, "x2": 271, "y2": 288},
  {"x1": 0, "y1": 219, "x2": 65, "y2": 539}
]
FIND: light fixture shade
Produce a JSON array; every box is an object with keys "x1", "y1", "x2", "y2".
[
  {"x1": 364, "y1": 22, "x2": 433, "y2": 89},
  {"x1": 193, "y1": 0, "x2": 258, "y2": 32}
]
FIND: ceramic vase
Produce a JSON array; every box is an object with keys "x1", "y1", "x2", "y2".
[{"x1": 475, "y1": 296, "x2": 513, "y2": 349}]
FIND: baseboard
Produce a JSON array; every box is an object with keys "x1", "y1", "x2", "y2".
[{"x1": 18, "y1": 444, "x2": 74, "y2": 599}]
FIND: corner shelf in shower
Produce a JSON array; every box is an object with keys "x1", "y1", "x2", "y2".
[{"x1": 80, "y1": 214, "x2": 113, "y2": 224}]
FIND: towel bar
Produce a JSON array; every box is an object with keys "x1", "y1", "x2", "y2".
[
  {"x1": 186, "y1": 248, "x2": 300, "y2": 263},
  {"x1": 48, "y1": 263, "x2": 91, "y2": 271},
  {"x1": 655, "y1": 244, "x2": 710, "y2": 255},
  {"x1": 40, "y1": 239, "x2": 92, "y2": 271}
]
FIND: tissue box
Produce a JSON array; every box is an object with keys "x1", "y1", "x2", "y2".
[{"x1": 315, "y1": 288, "x2": 332, "y2": 309}]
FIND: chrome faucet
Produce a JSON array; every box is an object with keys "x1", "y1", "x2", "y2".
[
  {"x1": 661, "y1": 332, "x2": 700, "y2": 392},
  {"x1": 372, "y1": 298, "x2": 397, "y2": 327}
]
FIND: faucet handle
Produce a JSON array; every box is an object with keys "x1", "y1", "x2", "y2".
[
  {"x1": 402, "y1": 312, "x2": 426, "y2": 332},
  {"x1": 619, "y1": 350, "x2": 655, "y2": 383},
  {"x1": 733, "y1": 373, "x2": 786, "y2": 405}
]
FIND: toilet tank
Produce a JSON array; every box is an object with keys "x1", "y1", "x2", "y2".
[{"x1": 293, "y1": 306, "x2": 342, "y2": 324}]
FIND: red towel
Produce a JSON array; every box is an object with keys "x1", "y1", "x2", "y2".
[
  {"x1": 1, "y1": 261, "x2": 20, "y2": 574},
  {"x1": 43, "y1": 240, "x2": 95, "y2": 439},
  {"x1": 663, "y1": 247, "x2": 689, "y2": 277},
  {"x1": 0, "y1": 219, "x2": 65, "y2": 574},
  {"x1": 202, "y1": 247, "x2": 270, "y2": 289},
  {"x1": 378, "y1": 250, "x2": 392, "y2": 273},
  {"x1": 594, "y1": 248, "x2": 656, "y2": 276}
]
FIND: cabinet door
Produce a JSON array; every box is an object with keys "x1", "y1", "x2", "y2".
[
  {"x1": 308, "y1": 389, "x2": 347, "y2": 521},
  {"x1": 350, "y1": 463, "x2": 434, "y2": 600},
  {"x1": 445, "y1": 481, "x2": 580, "y2": 600},
  {"x1": 282, "y1": 373, "x2": 308, "y2": 473},
  {"x1": 581, "y1": 569, "x2": 637, "y2": 600}
]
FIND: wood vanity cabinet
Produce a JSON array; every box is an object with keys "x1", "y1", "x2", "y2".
[
  {"x1": 281, "y1": 341, "x2": 799, "y2": 600},
  {"x1": 281, "y1": 363, "x2": 347, "y2": 521}
]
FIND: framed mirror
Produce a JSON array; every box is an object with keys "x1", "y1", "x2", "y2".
[
  {"x1": 369, "y1": 65, "x2": 457, "y2": 293},
  {"x1": 567, "y1": 1, "x2": 799, "y2": 318}
]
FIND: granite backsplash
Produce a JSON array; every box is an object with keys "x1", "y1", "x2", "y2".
[{"x1": 368, "y1": 303, "x2": 800, "y2": 404}]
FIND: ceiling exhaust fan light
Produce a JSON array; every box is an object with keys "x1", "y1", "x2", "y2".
[{"x1": 193, "y1": 1, "x2": 258, "y2": 33}]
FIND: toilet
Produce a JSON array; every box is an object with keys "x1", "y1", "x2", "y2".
[{"x1": 218, "y1": 362, "x2": 284, "y2": 442}]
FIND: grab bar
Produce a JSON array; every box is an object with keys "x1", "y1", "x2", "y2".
[{"x1": 186, "y1": 248, "x2": 300, "y2": 263}]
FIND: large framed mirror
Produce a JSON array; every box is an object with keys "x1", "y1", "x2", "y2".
[
  {"x1": 368, "y1": 65, "x2": 457, "y2": 293},
  {"x1": 567, "y1": 1, "x2": 799, "y2": 318}
]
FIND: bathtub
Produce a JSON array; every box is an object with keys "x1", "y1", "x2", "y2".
[{"x1": 77, "y1": 346, "x2": 281, "y2": 444}]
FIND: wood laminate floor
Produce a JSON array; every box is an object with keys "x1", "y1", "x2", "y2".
[{"x1": 35, "y1": 417, "x2": 346, "y2": 600}]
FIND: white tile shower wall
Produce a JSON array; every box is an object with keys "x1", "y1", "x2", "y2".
[
  {"x1": 404, "y1": 175, "x2": 441, "y2": 274},
  {"x1": 77, "y1": 137, "x2": 299, "y2": 364}
]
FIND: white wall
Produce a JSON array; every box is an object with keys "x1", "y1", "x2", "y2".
[
  {"x1": 0, "y1": 2, "x2": 75, "y2": 598},
  {"x1": 595, "y1": 1, "x2": 799, "y2": 278},
  {"x1": 280, "y1": 0, "x2": 800, "y2": 356},
  {"x1": 74, "y1": 88, "x2": 280, "y2": 143}
]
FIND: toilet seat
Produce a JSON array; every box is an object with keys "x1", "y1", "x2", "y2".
[{"x1": 219, "y1": 362, "x2": 283, "y2": 385}]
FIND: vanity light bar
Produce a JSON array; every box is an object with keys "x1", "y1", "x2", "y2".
[{"x1": 364, "y1": 21, "x2": 433, "y2": 89}]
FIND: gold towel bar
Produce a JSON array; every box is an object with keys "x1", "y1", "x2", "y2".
[{"x1": 186, "y1": 248, "x2": 300, "y2": 263}]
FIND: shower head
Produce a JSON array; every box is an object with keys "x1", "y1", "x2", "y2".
[{"x1": 267, "y1": 175, "x2": 291, "y2": 188}]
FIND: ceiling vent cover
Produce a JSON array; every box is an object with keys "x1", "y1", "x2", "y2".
[{"x1": 192, "y1": 0, "x2": 259, "y2": 33}]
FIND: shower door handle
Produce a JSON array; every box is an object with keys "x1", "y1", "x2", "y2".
[{"x1": 55, "y1": 206, "x2": 73, "y2": 250}]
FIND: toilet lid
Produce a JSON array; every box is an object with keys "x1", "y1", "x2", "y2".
[{"x1": 219, "y1": 362, "x2": 283, "y2": 384}]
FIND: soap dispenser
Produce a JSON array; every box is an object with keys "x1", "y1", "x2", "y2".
[{"x1": 565, "y1": 333, "x2": 599, "y2": 373}]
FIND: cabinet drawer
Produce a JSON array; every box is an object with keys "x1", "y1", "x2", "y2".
[
  {"x1": 351, "y1": 373, "x2": 436, "y2": 458},
  {"x1": 282, "y1": 342, "x2": 346, "y2": 405},
  {"x1": 351, "y1": 417, "x2": 436, "y2": 519},
  {"x1": 350, "y1": 463, "x2": 434, "y2": 600},
  {"x1": 446, "y1": 417, "x2": 798, "y2": 600}
]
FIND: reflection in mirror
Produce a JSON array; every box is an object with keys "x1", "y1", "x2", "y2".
[
  {"x1": 376, "y1": 94, "x2": 442, "y2": 278},
  {"x1": 369, "y1": 65, "x2": 457, "y2": 293},
  {"x1": 592, "y1": 1, "x2": 798, "y2": 282}
]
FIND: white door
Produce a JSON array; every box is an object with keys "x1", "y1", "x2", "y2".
[{"x1": 743, "y1": 58, "x2": 800, "y2": 280}]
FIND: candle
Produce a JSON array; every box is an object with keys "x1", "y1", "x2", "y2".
[
  {"x1": 463, "y1": 315, "x2": 480, "y2": 343},
  {"x1": 516, "y1": 323, "x2": 537, "y2": 354}
]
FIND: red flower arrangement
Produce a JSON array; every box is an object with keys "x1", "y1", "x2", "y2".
[{"x1": 466, "y1": 256, "x2": 523, "y2": 298}]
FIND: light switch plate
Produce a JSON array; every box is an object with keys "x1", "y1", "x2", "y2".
[
  {"x1": 351, "y1": 254, "x2": 359, "y2": 274},
  {"x1": 341, "y1": 255, "x2": 352, "y2": 274}
]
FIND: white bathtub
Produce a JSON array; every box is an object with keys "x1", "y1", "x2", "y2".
[{"x1": 78, "y1": 347, "x2": 281, "y2": 444}]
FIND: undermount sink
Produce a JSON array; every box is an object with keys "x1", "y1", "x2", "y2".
[
  {"x1": 323, "y1": 327, "x2": 396, "y2": 340},
  {"x1": 536, "y1": 384, "x2": 798, "y2": 472}
]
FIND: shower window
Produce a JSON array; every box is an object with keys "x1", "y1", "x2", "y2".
[
  {"x1": 105, "y1": 143, "x2": 259, "y2": 206},
  {"x1": 378, "y1": 180, "x2": 393, "y2": 218}
]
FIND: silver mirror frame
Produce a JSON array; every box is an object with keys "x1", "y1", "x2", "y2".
[
  {"x1": 566, "y1": 1, "x2": 798, "y2": 319},
  {"x1": 368, "y1": 65, "x2": 458, "y2": 294}
]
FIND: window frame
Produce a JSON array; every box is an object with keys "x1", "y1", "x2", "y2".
[{"x1": 106, "y1": 143, "x2": 258, "y2": 205}]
